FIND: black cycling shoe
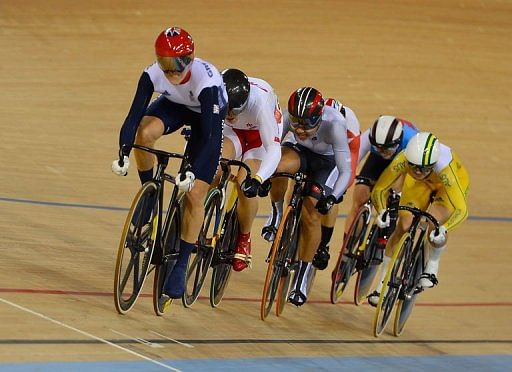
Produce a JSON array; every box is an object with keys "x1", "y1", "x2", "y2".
[{"x1": 312, "y1": 245, "x2": 330, "y2": 270}]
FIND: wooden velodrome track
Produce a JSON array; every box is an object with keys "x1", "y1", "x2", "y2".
[{"x1": 1, "y1": 0, "x2": 511, "y2": 370}]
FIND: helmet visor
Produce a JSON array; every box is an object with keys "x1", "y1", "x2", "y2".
[
  {"x1": 372, "y1": 143, "x2": 399, "y2": 158},
  {"x1": 157, "y1": 55, "x2": 193, "y2": 74},
  {"x1": 289, "y1": 113, "x2": 321, "y2": 130},
  {"x1": 230, "y1": 99, "x2": 248, "y2": 115},
  {"x1": 408, "y1": 162, "x2": 434, "y2": 177}
]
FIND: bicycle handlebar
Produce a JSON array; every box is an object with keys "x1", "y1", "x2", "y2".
[
  {"x1": 120, "y1": 144, "x2": 187, "y2": 166},
  {"x1": 219, "y1": 158, "x2": 252, "y2": 178},
  {"x1": 269, "y1": 171, "x2": 324, "y2": 194},
  {"x1": 394, "y1": 205, "x2": 440, "y2": 231}
]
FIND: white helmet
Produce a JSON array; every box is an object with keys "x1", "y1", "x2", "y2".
[
  {"x1": 369, "y1": 116, "x2": 403, "y2": 147},
  {"x1": 405, "y1": 132, "x2": 440, "y2": 166}
]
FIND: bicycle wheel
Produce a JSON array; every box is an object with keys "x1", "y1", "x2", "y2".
[
  {"x1": 152, "y1": 201, "x2": 181, "y2": 316},
  {"x1": 393, "y1": 237, "x2": 425, "y2": 336},
  {"x1": 330, "y1": 205, "x2": 369, "y2": 304},
  {"x1": 275, "y1": 223, "x2": 299, "y2": 317},
  {"x1": 260, "y1": 206, "x2": 293, "y2": 320},
  {"x1": 373, "y1": 234, "x2": 409, "y2": 337},
  {"x1": 354, "y1": 224, "x2": 381, "y2": 305},
  {"x1": 209, "y1": 203, "x2": 239, "y2": 308},
  {"x1": 114, "y1": 182, "x2": 159, "y2": 315},
  {"x1": 183, "y1": 189, "x2": 222, "y2": 307}
]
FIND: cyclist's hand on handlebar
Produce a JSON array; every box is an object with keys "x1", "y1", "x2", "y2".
[
  {"x1": 112, "y1": 156, "x2": 130, "y2": 176},
  {"x1": 241, "y1": 175, "x2": 262, "y2": 198},
  {"x1": 376, "y1": 209, "x2": 390, "y2": 228},
  {"x1": 429, "y1": 226, "x2": 447, "y2": 248},
  {"x1": 258, "y1": 179, "x2": 272, "y2": 197},
  {"x1": 315, "y1": 194, "x2": 337, "y2": 215},
  {"x1": 176, "y1": 171, "x2": 195, "y2": 192}
]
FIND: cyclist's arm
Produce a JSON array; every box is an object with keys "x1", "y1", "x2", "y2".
[
  {"x1": 330, "y1": 124, "x2": 352, "y2": 200},
  {"x1": 358, "y1": 129, "x2": 371, "y2": 163},
  {"x1": 196, "y1": 86, "x2": 224, "y2": 179},
  {"x1": 438, "y1": 161, "x2": 469, "y2": 231},
  {"x1": 254, "y1": 98, "x2": 282, "y2": 181},
  {"x1": 118, "y1": 72, "x2": 154, "y2": 156},
  {"x1": 371, "y1": 151, "x2": 407, "y2": 211}
]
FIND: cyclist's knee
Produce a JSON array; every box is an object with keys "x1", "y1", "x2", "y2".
[{"x1": 136, "y1": 117, "x2": 164, "y2": 146}]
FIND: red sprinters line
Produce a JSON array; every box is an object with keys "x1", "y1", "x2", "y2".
[{"x1": 0, "y1": 288, "x2": 511, "y2": 307}]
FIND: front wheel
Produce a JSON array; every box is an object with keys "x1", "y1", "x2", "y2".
[
  {"x1": 183, "y1": 189, "x2": 222, "y2": 308},
  {"x1": 330, "y1": 205, "x2": 370, "y2": 304},
  {"x1": 373, "y1": 234, "x2": 409, "y2": 337},
  {"x1": 209, "y1": 204, "x2": 239, "y2": 308},
  {"x1": 114, "y1": 182, "x2": 159, "y2": 315},
  {"x1": 393, "y1": 240, "x2": 425, "y2": 336},
  {"x1": 354, "y1": 224, "x2": 381, "y2": 305},
  {"x1": 261, "y1": 206, "x2": 294, "y2": 320},
  {"x1": 152, "y1": 203, "x2": 181, "y2": 316}
]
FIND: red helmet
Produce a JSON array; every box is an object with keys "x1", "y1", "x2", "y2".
[
  {"x1": 288, "y1": 87, "x2": 324, "y2": 129},
  {"x1": 155, "y1": 27, "x2": 194, "y2": 57}
]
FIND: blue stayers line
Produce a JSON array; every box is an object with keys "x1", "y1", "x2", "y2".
[
  {"x1": 1, "y1": 355, "x2": 512, "y2": 372},
  {"x1": 0, "y1": 196, "x2": 511, "y2": 223}
]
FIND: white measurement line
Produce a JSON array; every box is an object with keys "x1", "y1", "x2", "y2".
[
  {"x1": 111, "y1": 329, "x2": 164, "y2": 348},
  {"x1": 0, "y1": 297, "x2": 180, "y2": 371},
  {"x1": 150, "y1": 330, "x2": 194, "y2": 348}
]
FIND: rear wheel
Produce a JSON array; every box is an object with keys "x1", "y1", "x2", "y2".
[
  {"x1": 114, "y1": 182, "x2": 159, "y2": 315},
  {"x1": 152, "y1": 203, "x2": 181, "y2": 316},
  {"x1": 209, "y1": 203, "x2": 239, "y2": 308},
  {"x1": 183, "y1": 189, "x2": 222, "y2": 307},
  {"x1": 330, "y1": 205, "x2": 370, "y2": 304},
  {"x1": 260, "y1": 207, "x2": 294, "y2": 320},
  {"x1": 275, "y1": 224, "x2": 300, "y2": 317},
  {"x1": 394, "y1": 238, "x2": 425, "y2": 336},
  {"x1": 373, "y1": 234, "x2": 409, "y2": 337}
]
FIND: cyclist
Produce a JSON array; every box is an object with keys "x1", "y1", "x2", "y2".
[
  {"x1": 262, "y1": 87, "x2": 353, "y2": 306},
  {"x1": 367, "y1": 132, "x2": 469, "y2": 306},
  {"x1": 219, "y1": 68, "x2": 283, "y2": 272},
  {"x1": 311, "y1": 98, "x2": 361, "y2": 270},
  {"x1": 111, "y1": 27, "x2": 228, "y2": 299},
  {"x1": 329, "y1": 116, "x2": 420, "y2": 268}
]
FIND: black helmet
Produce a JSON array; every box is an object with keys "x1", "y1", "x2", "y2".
[
  {"x1": 222, "y1": 68, "x2": 250, "y2": 114},
  {"x1": 288, "y1": 87, "x2": 324, "y2": 129}
]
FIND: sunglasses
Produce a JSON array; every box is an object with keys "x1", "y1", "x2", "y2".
[
  {"x1": 157, "y1": 55, "x2": 193, "y2": 74},
  {"x1": 289, "y1": 114, "x2": 321, "y2": 130}
]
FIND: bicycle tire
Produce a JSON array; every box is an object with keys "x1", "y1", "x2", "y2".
[
  {"x1": 152, "y1": 201, "x2": 181, "y2": 316},
  {"x1": 373, "y1": 233, "x2": 409, "y2": 336},
  {"x1": 354, "y1": 224, "x2": 381, "y2": 305},
  {"x1": 275, "y1": 216, "x2": 299, "y2": 317},
  {"x1": 114, "y1": 182, "x2": 159, "y2": 315},
  {"x1": 260, "y1": 206, "x2": 293, "y2": 320},
  {"x1": 393, "y1": 235, "x2": 426, "y2": 336},
  {"x1": 183, "y1": 189, "x2": 222, "y2": 308},
  {"x1": 330, "y1": 205, "x2": 369, "y2": 304},
  {"x1": 209, "y1": 203, "x2": 239, "y2": 308}
]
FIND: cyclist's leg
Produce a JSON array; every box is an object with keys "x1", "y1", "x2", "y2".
[
  {"x1": 418, "y1": 202, "x2": 450, "y2": 288},
  {"x1": 289, "y1": 196, "x2": 321, "y2": 306},
  {"x1": 312, "y1": 205, "x2": 336, "y2": 270},
  {"x1": 231, "y1": 155, "x2": 261, "y2": 271},
  {"x1": 211, "y1": 127, "x2": 239, "y2": 187},
  {"x1": 164, "y1": 105, "x2": 225, "y2": 298},
  {"x1": 261, "y1": 144, "x2": 301, "y2": 241},
  {"x1": 135, "y1": 96, "x2": 185, "y2": 185}
]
